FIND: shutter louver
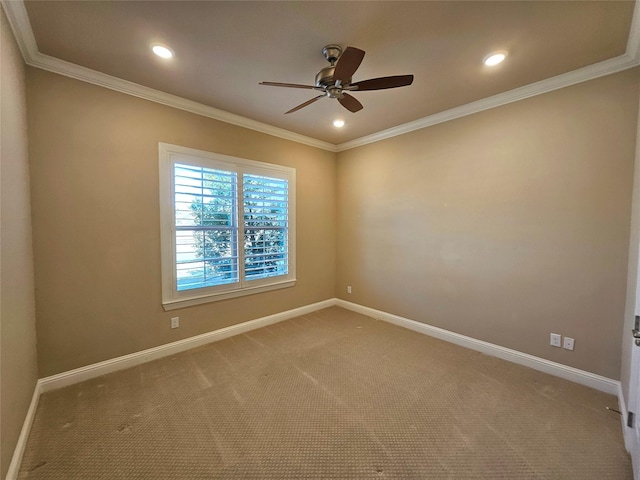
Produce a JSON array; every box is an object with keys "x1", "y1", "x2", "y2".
[
  {"x1": 243, "y1": 174, "x2": 289, "y2": 281},
  {"x1": 161, "y1": 144, "x2": 296, "y2": 309},
  {"x1": 174, "y1": 163, "x2": 238, "y2": 290}
]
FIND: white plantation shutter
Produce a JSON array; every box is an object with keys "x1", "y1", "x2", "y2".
[
  {"x1": 159, "y1": 143, "x2": 296, "y2": 310},
  {"x1": 243, "y1": 174, "x2": 289, "y2": 281},
  {"x1": 174, "y1": 163, "x2": 238, "y2": 291}
]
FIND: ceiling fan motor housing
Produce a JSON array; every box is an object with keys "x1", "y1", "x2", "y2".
[
  {"x1": 315, "y1": 65, "x2": 335, "y2": 87},
  {"x1": 316, "y1": 66, "x2": 349, "y2": 90}
]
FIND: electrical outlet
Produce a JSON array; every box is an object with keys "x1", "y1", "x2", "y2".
[
  {"x1": 171, "y1": 317, "x2": 179, "y2": 329},
  {"x1": 347, "y1": 285, "x2": 352, "y2": 294},
  {"x1": 550, "y1": 333, "x2": 562, "y2": 347},
  {"x1": 563, "y1": 337, "x2": 575, "y2": 351}
]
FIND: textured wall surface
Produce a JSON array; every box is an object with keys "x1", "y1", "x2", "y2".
[
  {"x1": 27, "y1": 69, "x2": 337, "y2": 377},
  {"x1": 1, "y1": 6, "x2": 39, "y2": 478},
  {"x1": 337, "y1": 68, "x2": 640, "y2": 379},
  {"x1": 22, "y1": 36, "x2": 640, "y2": 389}
]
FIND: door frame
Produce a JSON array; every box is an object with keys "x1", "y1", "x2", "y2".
[
  {"x1": 629, "y1": 314, "x2": 640, "y2": 479},
  {"x1": 624, "y1": 95, "x2": 640, "y2": 480}
]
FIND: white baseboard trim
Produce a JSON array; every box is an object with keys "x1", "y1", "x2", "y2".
[
  {"x1": 7, "y1": 299, "x2": 332, "y2": 477},
  {"x1": 6, "y1": 381, "x2": 41, "y2": 480},
  {"x1": 37, "y1": 297, "x2": 622, "y2": 395},
  {"x1": 39, "y1": 298, "x2": 335, "y2": 393},
  {"x1": 8, "y1": 297, "x2": 630, "y2": 477},
  {"x1": 336, "y1": 299, "x2": 620, "y2": 395}
]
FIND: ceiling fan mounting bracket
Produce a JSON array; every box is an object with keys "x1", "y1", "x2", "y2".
[{"x1": 322, "y1": 44, "x2": 342, "y2": 65}]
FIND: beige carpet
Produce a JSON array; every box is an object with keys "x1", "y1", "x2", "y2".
[{"x1": 18, "y1": 307, "x2": 632, "y2": 479}]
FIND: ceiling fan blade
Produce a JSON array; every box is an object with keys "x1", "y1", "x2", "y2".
[
  {"x1": 260, "y1": 81, "x2": 322, "y2": 91},
  {"x1": 338, "y1": 93, "x2": 363, "y2": 113},
  {"x1": 351, "y1": 75, "x2": 414, "y2": 91},
  {"x1": 285, "y1": 94, "x2": 325, "y2": 114},
  {"x1": 333, "y1": 47, "x2": 365, "y2": 83}
]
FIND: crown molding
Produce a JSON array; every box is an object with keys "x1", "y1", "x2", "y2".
[
  {"x1": 1, "y1": 0, "x2": 37, "y2": 63},
  {"x1": 0, "y1": 0, "x2": 337, "y2": 153},
  {"x1": 336, "y1": 53, "x2": 640, "y2": 152},
  {"x1": 3, "y1": 0, "x2": 639, "y2": 154},
  {"x1": 337, "y1": 0, "x2": 640, "y2": 151},
  {"x1": 30, "y1": 50, "x2": 338, "y2": 152},
  {"x1": 628, "y1": 0, "x2": 640, "y2": 61}
]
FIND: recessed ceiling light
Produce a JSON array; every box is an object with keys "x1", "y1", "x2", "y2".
[
  {"x1": 483, "y1": 51, "x2": 507, "y2": 66},
  {"x1": 333, "y1": 119, "x2": 345, "y2": 128},
  {"x1": 152, "y1": 44, "x2": 174, "y2": 59}
]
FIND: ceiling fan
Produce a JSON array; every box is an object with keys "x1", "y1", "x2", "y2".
[{"x1": 259, "y1": 45, "x2": 414, "y2": 114}]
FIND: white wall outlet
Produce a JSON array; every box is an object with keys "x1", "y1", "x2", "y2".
[
  {"x1": 550, "y1": 333, "x2": 562, "y2": 347},
  {"x1": 347, "y1": 285, "x2": 352, "y2": 294},
  {"x1": 171, "y1": 317, "x2": 179, "y2": 329},
  {"x1": 563, "y1": 337, "x2": 575, "y2": 350}
]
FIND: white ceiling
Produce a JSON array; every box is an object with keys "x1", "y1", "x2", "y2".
[{"x1": 4, "y1": 1, "x2": 640, "y2": 150}]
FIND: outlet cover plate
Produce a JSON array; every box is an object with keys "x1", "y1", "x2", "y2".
[
  {"x1": 550, "y1": 333, "x2": 562, "y2": 347},
  {"x1": 563, "y1": 337, "x2": 575, "y2": 350},
  {"x1": 171, "y1": 317, "x2": 179, "y2": 329}
]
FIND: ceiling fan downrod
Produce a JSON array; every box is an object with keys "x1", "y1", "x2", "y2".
[{"x1": 316, "y1": 44, "x2": 344, "y2": 89}]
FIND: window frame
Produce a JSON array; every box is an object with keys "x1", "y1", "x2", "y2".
[{"x1": 159, "y1": 143, "x2": 296, "y2": 311}]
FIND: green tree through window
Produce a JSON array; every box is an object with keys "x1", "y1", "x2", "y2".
[
  {"x1": 243, "y1": 174, "x2": 289, "y2": 279},
  {"x1": 175, "y1": 165, "x2": 288, "y2": 291},
  {"x1": 160, "y1": 143, "x2": 296, "y2": 309}
]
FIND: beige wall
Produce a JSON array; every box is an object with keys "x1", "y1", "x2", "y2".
[
  {"x1": 336, "y1": 68, "x2": 640, "y2": 379},
  {"x1": 1, "y1": 7, "x2": 39, "y2": 478},
  {"x1": 27, "y1": 69, "x2": 336, "y2": 377},
  {"x1": 21, "y1": 49, "x2": 640, "y2": 383}
]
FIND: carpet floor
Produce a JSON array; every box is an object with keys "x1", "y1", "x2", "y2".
[{"x1": 18, "y1": 306, "x2": 632, "y2": 479}]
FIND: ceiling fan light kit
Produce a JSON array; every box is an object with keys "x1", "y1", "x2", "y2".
[{"x1": 260, "y1": 44, "x2": 414, "y2": 114}]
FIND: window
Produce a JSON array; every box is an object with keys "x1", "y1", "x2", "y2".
[{"x1": 159, "y1": 143, "x2": 296, "y2": 310}]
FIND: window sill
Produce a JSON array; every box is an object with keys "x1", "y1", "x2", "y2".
[{"x1": 162, "y1": 279, "x2": 297, "y2": 311}]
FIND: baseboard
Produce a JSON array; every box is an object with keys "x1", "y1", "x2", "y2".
[
  {"x1": 38, "y1": 297, "x2": 622, "y2": 395},
  {"x1": 336, "y1": 299, "x2": 620, "y2": 395},
  {"x1": 39, "y1": 298, "x2": 335, "y2": 393},
  {"x1": 5, "y1": 381, "x2": 41, "y2": 480},
  {"x1": 338, "y1": 298, "x2": 634, "y2": 472},
  {"x1": 9, "y1": 297, "x2": 629, "y2": 478}
]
